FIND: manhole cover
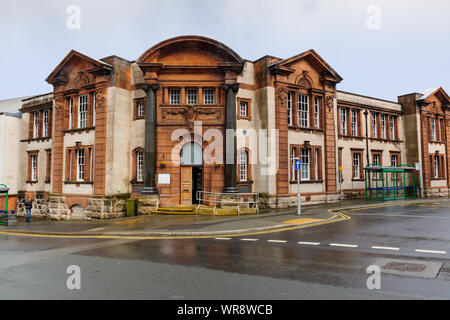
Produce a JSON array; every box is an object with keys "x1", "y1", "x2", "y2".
[{"x1": 384, "y1": 262, "x2": 426, "y2": 272}]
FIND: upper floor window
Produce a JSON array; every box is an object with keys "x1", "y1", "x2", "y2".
[
  {"x1": 187, "y1": 89, "x2": 198, "y2": 105},
  {"x1": 430, "y1": 118, "x2": 436, "y2": 141},
  {"x1": 351, "y1": 109, "x2": 358, "y2": 136},
  {"x1": 170, "y1": 89, "x2": 181, "y2": 105},
  {"x1": 203, "y1": 89, "x2": 215, "y2": 105},
  {"x1": 390, "y1": 116, "x2": 395, "y2": 140},
  {"x1": 380, "y1": 114, "x2": 386, "y2": 139},
  {"x1": 340, "y1": 108, "x2": 347, "y2": 135},
  {"x1": 68, "y1": 97, "x2": 73, "y2": 129},
  {"x1": 92, "y1": 93, "x2": 96, "y2": 126},
  {"x1": 371, "y1": 113, "x2": 378, "y2": 138},
  {"x1": 240, "y1": 100, "x2": 248, "y2": 117},
  {"x1": 314, "y1": 97, "x2": 320, "y2": 129},
  {"x1": 287, "y1": 92, "x2": 293, "y2": 126},
  {"x1": 137, "y1": 101, "x2": 144, "y2": 117},
  {"x1": 33, "y1": 112, "x2": 39, "y2": 139},
  {"x1": 78, "y1": 95, "x2": 88, "y2": 128},
  {"x1": 297, "y1": 94, "x2": 309, "y2": 128},
  {"x1": 43, "y1": 110, "x2": 49, "y2": 137}
]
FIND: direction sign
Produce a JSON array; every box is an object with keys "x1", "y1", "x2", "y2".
[{"x1": 295, "y1": 160, "x2": 301, "y2": 170}]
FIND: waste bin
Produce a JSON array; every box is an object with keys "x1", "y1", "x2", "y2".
[
  {"x1": 126, "y1": 199, "x2": 137, "y2": 217},
  {"x1": 6, "y1": 211, "x2": 16, "y2": 227}
]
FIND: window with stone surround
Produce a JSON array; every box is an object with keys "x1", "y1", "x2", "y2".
[
  {"x1": 78, "y1": 94, "x2": 88, "y2": 128},
  {"x1": 351, "y1": 150, "x2": 364, "y2": 180},
  {"x1": 340, "y1": 107, "x2": 347, "y2": 135},
  {"x1": 287, "y1": 92, "x2": 293, "y2": 126},
  {"x1": 134, "y1": 98, "x2": 145, "y2": 120},
  {"x1": 371, "y1": 112, "x2": 378, "y2": 138},
  {"x1": 132, "y1": 148, "x2": 144, "y2": 184},
  {"x1": 237, "y1": 98, "x2": 251, "y2": 120},
  {"x1": 28, "y1": 152, "x2": 38, "y2": 182},
  {"x1": 239, "y1": 149, "x2": 248, "y2": 182},
  {"x1": 68, "y1": 97, "x2": 73, "y2": 129},
  {"x1": 203, "y1": 89, "x2": 215, "y2": 105},
  {"x1": 46, "y1": 149, "x2": 51, "y2": 183},
  {"x1": 33, "y1": 112, "x2": 39, "y2": 138},
  {"x1": 380, "y1": 114, "x2": 386, "y2": 139},
  {"x1": 187, "y1": 89, "x2": 198, "y2": 105},
  {"x1": 389, "y1": 116, "x2": 395, "y2": 140},
  {"x1": 65, "y1": 145, "x2": 93, "y2": 183},
  {"x1": 351, "y1": 109, "x2": 358, "y2": 136},
  {"x1": 170, "y1": 89, "x2": 181, "y2": 105},
  {"x1": 430, "y1": 117, "x2": 437, "y2": 141},
  {"x1": 430, "y1": 153, "x2": 446, "y2": 179},
  {"x1": 314, "y1": 97, "x2": 320, "y2": 129},
  {"x1": 290, "y1": 144, "x2": 322, "y2": 182},
  {"x1": 297, "y1": 94, "x2": 309, "y2": 128}
]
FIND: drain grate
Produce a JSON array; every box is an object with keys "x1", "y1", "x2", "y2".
[{"x1": 383, "y1": 262, "x2": 426, "y2": 272}]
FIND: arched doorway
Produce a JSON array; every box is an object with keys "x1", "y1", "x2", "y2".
[{"x1": 180, "y1": 142, "x2": 203, "y2": 205}]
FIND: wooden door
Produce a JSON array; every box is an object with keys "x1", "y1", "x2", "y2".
[{"x1": 180, "y1": 166, "x2": 192, "y2": 205}]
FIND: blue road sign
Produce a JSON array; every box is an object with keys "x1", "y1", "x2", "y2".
[{"x1": 295, "y1": 160, "x2": 301, "y2": 170}]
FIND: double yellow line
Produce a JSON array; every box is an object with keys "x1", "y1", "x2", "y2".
[{"x1": 0, "y1": 210, "x2": 351, "y2": 240}]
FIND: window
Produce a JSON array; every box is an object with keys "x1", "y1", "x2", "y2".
[
  {"x1": 136, "y1": 150, "x2": 144, "y2": 182},
  {"x1": 340, "y1": 108, "x2": 347, "y2": 135},
  {"x1": 380, "y1": 115, "x2": 386, "y2": 139},
  {"x1": 76, "y1": 149, "x2": 85, "y2": 181},
  {"x1": 239, "y1": 150, "x2": 248, "y2": 182},
  {"x1": 68, "y1": 97, "x2": 73, "y2": 129},
  {"x1": 287, "y1": 92, "x2": 293, "y2": 126},
  {"x1": 351, "y1": 109, "x2": 358, "y2": 136},
  {"x1": 314, "y1": 97, "x2": 320, "y2": 128},
  {"x1": 42, "y1": 110, "x2": 49, "y2": 137},
  {"x1": 93, "y1": 93, "x2": 96, "y2": 126},
  {"x1": 89, "y1": 148, "x2": 94, "y2": 182},
  {"x1": 352, "y1": 152, "x2": 361, "y2": 179},
  {"x1": 31, "y1": 154, "x2": 38, "y2": 181},
  {"x1": 78, "y1": 94, "x2": 88, "y2": 128},
  {"x1": 434, "y1": 155, "x2": 439, "y2": 178},
  {"x1": 301, "y1": 148, "x2": 310, "y2": 181},
  {"x1": 137, "y1": 101, "x2": 144, "y2": 117},
  {"x1": 33, "y1": 112, "x2": 39, "y2": 138},
  {"x1": 372, "y1": 113, "x2": 377, "y2": 138},
  {"x1": 389, "y1": 116, "x2": 395, "y2": 140},
  {"x1": 373, "y1": 153, "x2": 381, "y2": 165},
  {"x1": 240, "y1": 100, "x2": 248, "y2": 117},
  {"x1": 314, "y1": 148, "x2": 319, "y2": 180},
  {"x1": 297, "y1": 94, "x2": 309, "y2": 127},
  {"x1": 203, "y1": 89, "x2": 215, "y2": 105},
  {"x1": 291, "y1": 147, "x2": 299, "y2": 181},
  {"x1": 187, "y1": 89, "x2": 198, "y2": 105},
  {"x1": 391, "y1": 154, "x2": 398, "y2": 167},
  {"x1": 430, "y1": 118, "x2": 436, "y2": 141},
  {"x1": 170, "y1": 89, "x2": 181, "y2": 105}
]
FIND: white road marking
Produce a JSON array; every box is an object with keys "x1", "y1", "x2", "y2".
[
  {"x1": 371, "y1": 246, "x2": 400, "y2": 251},
  {"x1": 329, "y1": 243, "x2": 358, "y2": 248},
  {"x1": 298, "y1": 242, "x2": 320, "y2": 246},
  {"x1": 268, "y1": 240, "x2": 288, "y2": 243},
  {"x1": 214, "y1": 238, "x2": 231, "y2": 240},
  {"x1": 415, "y1": 249, "x2": 447, "y2": 255},
  {"x1": 240, "y1": 239, "x2": 259, "y2": 242}
]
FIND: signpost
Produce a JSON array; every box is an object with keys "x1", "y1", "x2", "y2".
[
  {"x1": 339, "y1": 166, "x2": 343, "y2": 201},
  {"x1": 295, "y1": 160, "x2": 301, "y2": 216}
]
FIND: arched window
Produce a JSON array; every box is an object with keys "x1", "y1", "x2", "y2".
[
  {"x1": 132, "y1": 148, "x2": 144, "y2": 183},
  {"x1": 180, "y1": 142, "x2": 203, "y2": 166}
]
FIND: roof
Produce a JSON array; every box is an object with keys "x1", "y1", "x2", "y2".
[
  {"x1": 0, "y1": 96, "x2": 29, "y2": 113},
  {"x1": 417, "y1": 87, "x2": 440, "y2": 100}
]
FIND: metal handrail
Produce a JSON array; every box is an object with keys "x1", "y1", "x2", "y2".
[{"x1": 196, "y1": 191, "x2": 260, "y2": 216}]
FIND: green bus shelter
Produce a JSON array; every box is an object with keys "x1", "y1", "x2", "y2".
[{"x1": 364, "y1": 164, "x2": 417, "y2": 201}]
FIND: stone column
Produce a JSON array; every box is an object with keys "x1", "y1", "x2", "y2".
[
  {"x1": 141, "y1": 83, "x2": 160, "y2": 195},
  {"x1": 223, "y1": 83, "x2": 240, "y2": 194}
]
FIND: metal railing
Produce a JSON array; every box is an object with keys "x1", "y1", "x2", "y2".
[{"x1": 195, "y1": 191, "x2": 260, "y2": 216}]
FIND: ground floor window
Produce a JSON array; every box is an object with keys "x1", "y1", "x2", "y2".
[{"x1": 351, "y1": 150, "x2": 363, "y2": 180}]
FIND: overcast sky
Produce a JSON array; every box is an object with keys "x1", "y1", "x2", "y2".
[{"x1": 0, "y1": 0, "x2": 449, "y2": 101}]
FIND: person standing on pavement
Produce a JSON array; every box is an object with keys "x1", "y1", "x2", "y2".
[{"x1": 24, "y1": 198, "x2": 33, "y2": 223}]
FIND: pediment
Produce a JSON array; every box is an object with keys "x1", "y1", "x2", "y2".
[
  {"x1": 46, "y1": 50, "x2": 112, "y2": 87},
  {"x1": 269, "y1": 49, "x2": 343, "y2": 83},
  {"x1": 420, "y1": 87, "x2": 450, "y2": 113}
]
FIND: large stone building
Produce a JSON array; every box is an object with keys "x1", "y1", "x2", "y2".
[{"x1": 0, "y1": 35, "x2": 449, "y2": 219}]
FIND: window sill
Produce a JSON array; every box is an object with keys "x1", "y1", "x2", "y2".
[
  {"x1": 288, "y1": 126, "x2": 323, "y2": 133},
  {"x1": 26, "y1": 181, "x2": 38, "y2": 184},
  {"x1": 133, "y1": 116, "x2": 145, "y2": 121},
  {"x1": 21, "y1": 137, "x2": 52, "y2": 143},
  {"x1": 63, "y1": 181, "x2": 94, "y2": 185},
  {"x1": 338, "y1": 135, "x2": 364, "y2": 140},
  {"x1": 130, "y1": 180, "x2": 144, "y2": 186},
  {"x1": 429, "y1": 141, "x2": 446, "y2": 145},
  {"x1": 237, "y1": 116, "x2": 252, "y2": 121},
  {"x1": 237, "y1": 180, "x2": 254, "y2": 185},
  {"x1": 63, "y1": 127, "x2": 95, "y2": 134},
  {"x1": 430, "y1": 178, "x2": 446, "y2": 181},
  {"x1": 290, "y1": 180, "x2": 324, "y2": 184},
  {"x1": 352, "y1": 178, "x2": 365, "y2": 182}
]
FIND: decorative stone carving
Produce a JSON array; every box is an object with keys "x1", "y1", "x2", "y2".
[
  {"x1": 276, "y1": 86, "x2": 288, "y2": 106},
  {"x1": 326, "y1": 96, "x2": 334, "y2": 111}
]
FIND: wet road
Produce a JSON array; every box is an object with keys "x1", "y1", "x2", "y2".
[{"x1": 0, "y1": 200, "x2": 449, "y2": 299}]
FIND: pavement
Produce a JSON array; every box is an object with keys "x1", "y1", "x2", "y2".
[{"x1": 0, "y1": 198, "x2": 434, "y2": 237}]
